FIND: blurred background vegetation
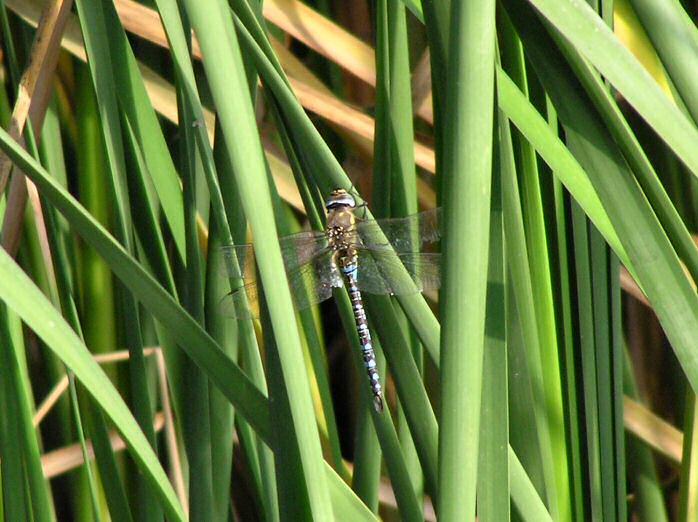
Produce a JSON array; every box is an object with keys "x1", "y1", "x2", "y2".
[{"x1": 0, "y1": 0, "x2": 697, "y2": 520}]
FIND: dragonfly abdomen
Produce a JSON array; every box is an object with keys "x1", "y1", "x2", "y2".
[{"x1": 340, "y1": 259, "x2": 384, "y2": 413}]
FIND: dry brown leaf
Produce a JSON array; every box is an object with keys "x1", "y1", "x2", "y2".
[
  {"x1": 624, "y1": 396, "x2": 682, "y2": 463},
  {"x1": 8, "y1": 0, "x2": 301, "y2": 217},
  {"x1": 263, "y1": 0, "x2": 375, "y2": 86},
  {"x1": 289, "y1": 77, "x2": 435, "y2": 173},
  {"x1": 42, "y1": 413, "x2": 165, "y2": 478},
  {"x1": 34, "y1": 346, "x2": 187, "y2": 511},
  {"x1": 112, "y1": 0, "x2": 437, "y2": 174},
  {"x1": 1, "y1": 0, "x2": 73, "y2": 261}
]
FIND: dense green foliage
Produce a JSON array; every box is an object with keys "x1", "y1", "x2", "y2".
[{"x1": 0, "y1": 0, "x2": 695, "y2": 520}]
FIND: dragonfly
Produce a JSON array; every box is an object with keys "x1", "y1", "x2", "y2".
[{"x1": 221, "y1": 188, "x2": 441, "y2": 412}]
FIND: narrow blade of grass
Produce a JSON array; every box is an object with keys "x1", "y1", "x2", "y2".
[
  {"x1": 678, "y1": 392, "x2": 698, "y2": 520},
  {"x1": 0, "y1": 318, "x2": 30, "y2": 522},
  {"x1": 500, "y1": 102, "x2": 559, "y2": 517},
  {"x1": 499, "y1": 17, "x2": 570, "y2": 518},
  {"x1": 510, "y1": 448, "x2": 554, "y2": 522},
  {"x1": 477, "y1": 132, "x2": 509, "y2": 522},
  {"x1": 628, "y1": 0, "x2": 698, "y2": 124},
  {"x1": 623, "y1": 350, "x2": 669, "y2": 521},
  {"x1": 180, "y1": 0, "x2": 333, "y2": 518},
  {"x1": 0, "y1": 249, "x2": 185, "y2": 521},
  {"x1": 505, "y1": 0, "x2": 698, "y2": 407},
  {"x1": 525, "y1": 0, "x2": 698, "y2": 183},
  {"x1": 336, "y1": 292, "x2": 424, "y2": 521},
  {"x1": 73, "y1": 4, "x2": 162, "y2": 517},
  {"x1": 365, "y1": 295, "x2": 438, "y2": 498},
  {"x1": 0, "y1": 306, "x2": 53, "y2": 522},
  {"x1": 437, "y1": 1, "x2": 496, "y2": 521},
  {"x1": 0, "y1": 125, "x2": 272, "y2": 441}
]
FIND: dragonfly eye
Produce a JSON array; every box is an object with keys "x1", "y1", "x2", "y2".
[{"x1": 326, "y1": 189, "x2": 357, "y2": 209}]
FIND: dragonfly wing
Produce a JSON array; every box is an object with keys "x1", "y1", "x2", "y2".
[
  {"x1": 353, "y1": 249, "x2": 441, "y2": 295},
  {"x1": 220, "y1": 243, "x2": 256, "y2": 280},
  {"x1": 354, "y1": 207, "x2": 441, "y2": 253},
  {"x1": 220, "y1": 229, "x2": 328, "y2": 279},
  {"x1": 219, "y1": 280, "x2": 261, "y2": 320},
  {"x1": 220, "y1": 251, "x2": 343, "y2": 320},
  {"x1": 288, "y1": 252, "x2": 344, "y2": 310},
  {"x1": 278, "y1": 230, "x2": 330, "y2": 270}
]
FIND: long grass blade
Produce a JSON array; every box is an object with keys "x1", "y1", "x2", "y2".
[
  {"x1": 0, "y1": 306, "x2": 53, "y2": 522},
  {"x1": 0, "y1": 124, "x2": 272, "y2": 439},
  {"x1": 0, "y1": 316, "x2": 30, "y2": 522},
  {"x1": 499, "y1": 18, "x2": 570, "y2": 518},
  {"x1": 626, "y1": 0, "x2": 698, "y2": 124},
  {"x1": 437, "y1": 1, "x2": 496, "y2": 521},
  {"x1": 510, "y1": 448, "x2": 554, "y2": 522},
  {"x1": 0, "y1": 249, "x2": 185, "y2": 521},
  {"x1": 623, "y1": 350, "x2": 669, "y2": 521},
  {"x1": 525, "y1": 0, "x2": 698, "y2": 182},
  {"x1": 500, "y1": 98, "x2": 559, "y2": 517},
  {"x1": 506, "y1": 0, "x2": 698, "y2": 408},
  {"x1": 180, "y1": 1, "x2": 333, "y2": 518},
  {"x1": 365, "y1": 295, "x2": 438, "y2": 497},
  {"x1": 477, "y1": 130, "x2": 509, "y2": 522}
]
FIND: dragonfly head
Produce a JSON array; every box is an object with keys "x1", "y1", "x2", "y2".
[{"x1": 325, "y1": 188, "x2": 356, "y2": 210}]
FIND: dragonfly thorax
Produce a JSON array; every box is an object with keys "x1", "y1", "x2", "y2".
[
  {"x1": 326, "y1": 203, "x2": 357, "y2": 253},
  {"x1": 326, "y1": 224, "x2": 356, "y2": 252}
]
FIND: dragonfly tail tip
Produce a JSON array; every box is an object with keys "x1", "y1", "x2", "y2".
[{"x1": 373, "y1": 397, "x2": 384, "y2": 413}]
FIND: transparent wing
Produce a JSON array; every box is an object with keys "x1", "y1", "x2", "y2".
[
  {"x1": 354, "y1": 248, "x2": 441, "y2": 296},
  {"x1": 354, "y1": 207, "x2": 441, "y2": 253},
  {"x1": 219, "y1": 251, "x2": 344, "y2": 320},
  {"x1": 220, "y1": 229, "x2": 329, "y2": 279}
]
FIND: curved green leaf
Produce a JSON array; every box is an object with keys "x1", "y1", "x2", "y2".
[
  {"x1": 0, "y1": 125, "x2": 271, "y2": 441},
  {"x1": 526, "y1": 0, "x2": 698, "y2": 181},
  {"x1": 0, "y1": 249, "x2": 185, "y2": 522}
]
